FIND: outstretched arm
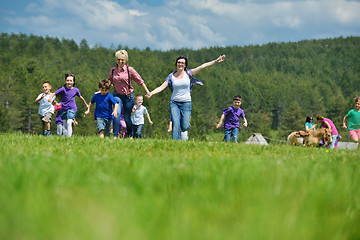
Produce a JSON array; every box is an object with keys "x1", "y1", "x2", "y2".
[
  {"x1": 191, "y1": 55, "x2": 226, "y2": 75},
  {"x1": 84, "y1": 102, "x2": 92, "y2": 116},
  {"x1": 145, "y1": 81, "x2": 169, "y2": 99},
  {"x1": 140, "y1": 83, "x2": 150, "y2": 95}
]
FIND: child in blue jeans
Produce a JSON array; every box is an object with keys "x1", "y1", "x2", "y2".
[
  {"x1": 216, "y1": 95, "x2": 248, "y2": 142},
  {"x1": 131, "y1": 95, "x2": 153, "y2": 138}
]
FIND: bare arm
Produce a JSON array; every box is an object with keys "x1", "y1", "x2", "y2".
[
  {"x1": 35, "y1": 94, "x2": 45, "y2": 103},
  {"x1": 216, "y1": 114, "x2": 225, "y2": 129},
  {"x1": 243, "y1": 118, "x2": 248, "y2": 128},
  {"x1": 324, "y1": 121, "x2": 332, "y2": 130},
  {"x1": 47, "y1": 92, "x2": 56, "y2": 102},
  {"x1": 79, "y1": 96, "x2": 89, "y2": 108},
  {"x1": 191, "y1": 55, "x2": 226, "y2": 75},
  {"x1": 146, "y1": 112, "x2": 153, "y2": 125},
  {"x1": 112, "y1": 103, "x2": 119, "y2": 119},
  {"x1": 84, "y1": 102, "x2": 92, "y2": 116},
  {"x1": 140, "y1": 83, "x2": 150, "y2": 95},
  {"x1": 343, "y1": 115, "x2": 348, "y2": 129},
  {"x1": 146, "y1": 81, "x2": 169, "y2": 99}
]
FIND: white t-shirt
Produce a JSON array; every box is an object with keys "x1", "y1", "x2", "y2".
[
  {"x1": 131, "y1": 105, "x2": 148, "y2": 125},
  {"x1": 170, "y1": 73, "x2": 191, "y2": 102},
  {"x1": 36, "y1": 93, "x2": 55, "y2": 116}
]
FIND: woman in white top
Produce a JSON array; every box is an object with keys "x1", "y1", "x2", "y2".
[{"x1": 146, "y1": 54, "x2": 226, "y2": 140}]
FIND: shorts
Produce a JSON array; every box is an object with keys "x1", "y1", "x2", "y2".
[
  {"x1": 349, "y1": 129, "x2": 360, "y2": 140},
  {"x1": 40, "y1": 112, "x2": 53, "y2": 123},
  {"x1": 96, "y1": 117, "x2": 112, "y2": 136},
  {"x1": 61, "y1": 110, "x2": 76, "y2": 120}
]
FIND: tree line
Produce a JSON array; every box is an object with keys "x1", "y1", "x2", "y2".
[{"x1": 0, "y1": 33, "x2": 359, "y2": 141}]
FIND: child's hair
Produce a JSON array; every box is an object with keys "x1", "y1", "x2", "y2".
[
  {"x1": 175, "y1": 56, "x2": 188, "y2": 68},
  {"x1": 43, "y1": 81, "x2": 51, "y2": 86},
  {"x1": 354, "y1": 97, "x2": 360, "y2": 103},
  {"x1": 233, "y1": 95, "x2": 242, "y2": 101},
  {"x1": 316, "y1": 115, "x2": 324, "y2": 121},
  {"x1": 64, "y1": 73, "x2": 76, "y2": 87},
  {"x1": 99, "y1": 79, "x2": 111, "y2": 90},
  {"x1": 305, "y1": 116, "x2": 313, "y2": 123},
  {"x1": 135, "y1": 95, "x2": 143, "y2": 100}
]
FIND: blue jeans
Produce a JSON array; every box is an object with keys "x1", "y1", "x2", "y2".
[
  {"x1": 224, "y1": 127, "x2": 239, "y2": 142},
  {"x1": 113, "y1": 92, "x2": 135, "y2": 137},
  {"x1": 132, "y1": 124, "x2": 144, "y2": 138},
  {"x1": 61, "y1": 110, "x2": 76, "y2": 120},
  {"x1": 169, "y1": 100, "x2": 191, "y2": 140}
]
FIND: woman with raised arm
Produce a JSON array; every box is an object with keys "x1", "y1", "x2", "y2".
[{"x1": 146, "y1": 54, "x2": 226, "y2": 140}]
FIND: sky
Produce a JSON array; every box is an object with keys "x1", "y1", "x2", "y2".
[{"x1": 1, "y1": 0, "x2": 360, "y2": 51}]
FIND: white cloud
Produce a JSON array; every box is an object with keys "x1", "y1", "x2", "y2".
[
  {"x1": 129, "y1": 9, "x2": 147, "y2": 17},
  {"x1": 1, "y1": 0, "x2": 360, "y2": 50}
]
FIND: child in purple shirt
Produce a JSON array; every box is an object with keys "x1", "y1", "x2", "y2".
[
  {"x1": 216, "y1": 95, "x2": 248, "y2": 142},
  {"x1": 48, "y1": 73, "x2": 88, "y2": 137}
]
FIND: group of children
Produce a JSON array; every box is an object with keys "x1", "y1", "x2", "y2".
[
  {"x1": 35, "y1": 75, "x2": 153, "y2": 139},
  {"x1": 35, "y1": 74, "x2": 360, "y2": 144}
]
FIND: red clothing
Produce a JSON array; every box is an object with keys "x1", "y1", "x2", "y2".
[{"x1": 108, "y1": 65, "x2": 144, "y2": 95}]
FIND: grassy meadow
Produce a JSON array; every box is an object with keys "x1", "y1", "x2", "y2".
[{"x1": 0, "y1": 133, "x2": 359, "y2": 240}]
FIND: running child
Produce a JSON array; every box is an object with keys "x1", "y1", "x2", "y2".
[
  {"x1": 216, "y1": 95, "x2": 248, "y2": 142},
  {"x1": 84, "y1": 79, "x2": 119, "y2": 138},
  {"x1": 343, "y1": 97, "x2": 360, "y2": 142},
  {"x1": 35, "y1": 81, "x2": 55, "y2": 136},
  {"x1": 131, "y1": 95, "x2": 153, "y2": 138},
  {"x1": 48, "y1": 73, "x2": 88, "y2": 137}
]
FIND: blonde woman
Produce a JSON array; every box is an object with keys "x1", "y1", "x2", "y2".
[{"x1": 108, "y1": 50, "x2": 150, "y2": 138}]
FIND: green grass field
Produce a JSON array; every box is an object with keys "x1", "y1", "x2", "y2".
[{"x1": 0, "y1": 133, "x2": 359, "y2": 240}]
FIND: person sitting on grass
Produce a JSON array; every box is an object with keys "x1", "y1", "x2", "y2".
[
  {"x1": 84, "y1": 79, "x2": 119, "y2": 138},
  {"x1": 216, "y1": 95, "x2": 248, "y2": 142}
]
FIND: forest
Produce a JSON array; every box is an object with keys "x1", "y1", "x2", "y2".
[{"x1": 0, "y1": 33, "x2": 359, "y2": 141}]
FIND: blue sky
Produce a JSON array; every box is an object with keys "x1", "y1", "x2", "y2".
[{"x1": 1, "y1": 0, "x2": 359, "y2": 50}]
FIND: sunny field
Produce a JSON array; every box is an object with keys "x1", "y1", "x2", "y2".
[{"x1": 0, "y1": 133, "x2": 359, "y2": 240}]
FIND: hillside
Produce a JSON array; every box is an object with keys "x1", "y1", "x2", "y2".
[{"x1": 0, "y1": 33, "x2": 359, "y2": 140}]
